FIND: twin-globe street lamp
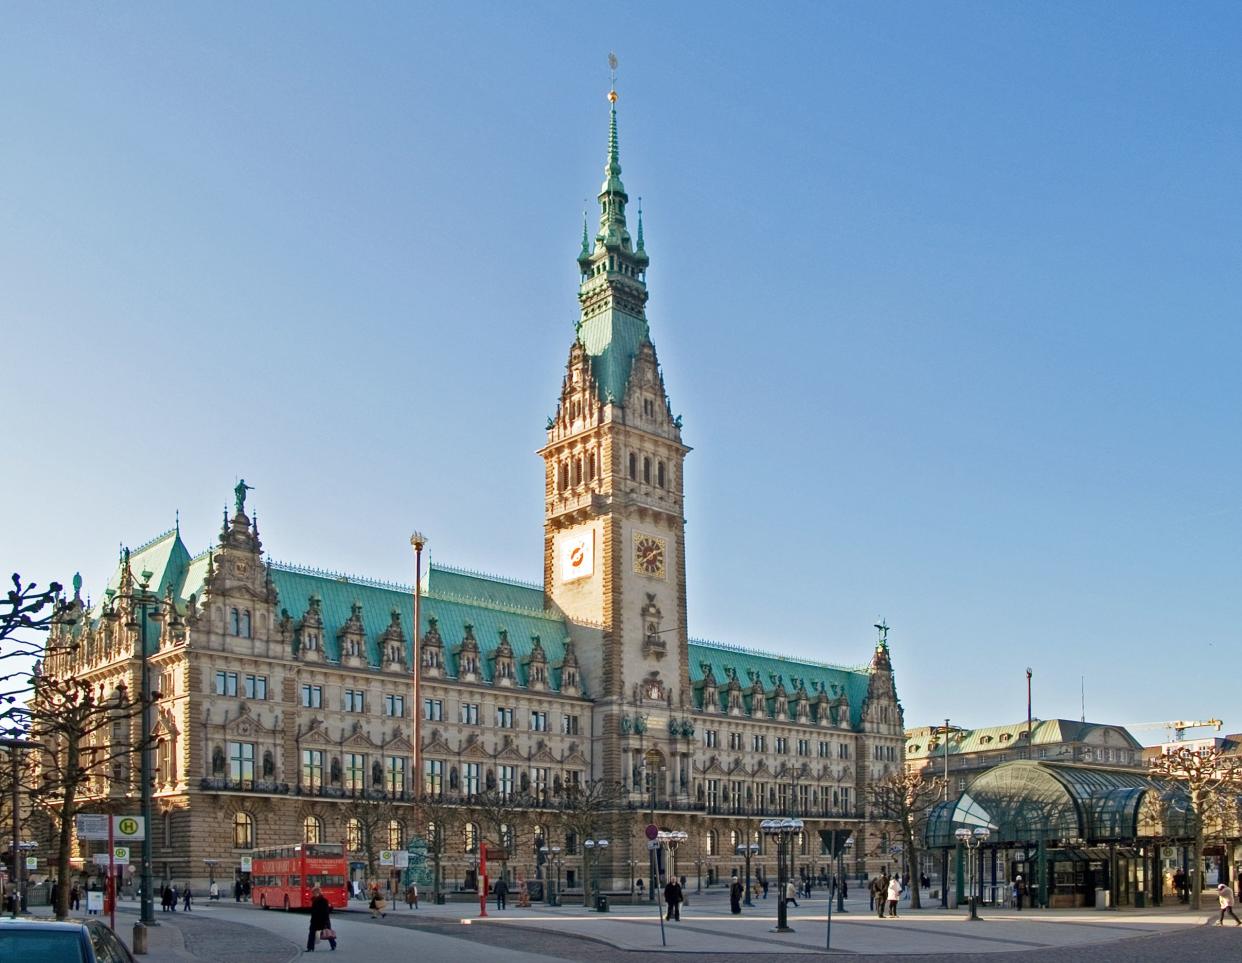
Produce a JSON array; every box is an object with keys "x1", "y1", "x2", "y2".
[
  {"x1": 584, "y1": 838, "x2": 609, "y2": 909},
  {"x1": 955, "y1": 827, "x2": 991, "y2": 921},
  {"x1": 539, "y1": 844, "x2": 562, "y2": 906},
  {"x1": 761, "y1": 817, "x2": 803, "y2": 934}
]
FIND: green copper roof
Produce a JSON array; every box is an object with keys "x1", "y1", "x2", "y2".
[
  {"x1": 577, "y1": 307, "x2": 649, "y2": 403},
  {"x1": 268, "y1": 563, "x2": 578, "y2": 692},
  {"x1": 688, "y1": 640, "x2": 872, "y2": 729},
  {"x1": 905, "y1": 719, "x2": 1143, "y2": 760}
]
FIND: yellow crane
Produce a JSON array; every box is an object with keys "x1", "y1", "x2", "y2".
[{"x1": 1124, "y1": 719, "x2": 1223, "y2": 741}]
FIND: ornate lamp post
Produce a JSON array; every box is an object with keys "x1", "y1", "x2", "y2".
[
  {"x1": 762, "y1": 817, "x2": 803, "y2": 934},
  {"x1": 584, "y1": 838, "x2": 609, "y2": 909},
  {"x1": 955, "y1": 827, "x2": 990, "y2": 921},
  {"x1": 837, "y1": 836, "x2": 853, "y2": 913},
  {"x1": 736, "y1": 840, "x2": 759, "y2": 907}
]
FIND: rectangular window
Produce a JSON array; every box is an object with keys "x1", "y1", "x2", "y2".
[
  {"x1": 302, "y1": 748, "x2": 324, "y2": 788},
  {"x1": 530, "y1": 711, "x2": 548, "y2": 732},
  {"x1": 386, "y1": 755, "x2": 407, "y2": 795},
  {"x1": 705, "y1": 730, "x2": 718, "y2": 749},
  {"x1": 422, "y1": 698, "x2": 443, "y2": 721},
  {"x1": 818, "y1": 741, "x2": 830, "y2": 758},
  {"x1": 215, "y1": 671, "x2": 238, "y2": 696},
  {"x1": 496, "y1": 707, "x2": 515, "y2": 729},
  {"x1": 243, "y1": 675, "x2": 267, "y2": 700},
  {"x1": 752, "y1": 734, "x2": 766, "y2": 753},
  {"x1": 797, "y1": 739, "x2": 810, "y2": 756},
  {"x1": 728, "y1": 732, "x2": 741, "y2": 750},
  {"x1": 343, "y1": 688, "x2": 366, "y2": 713},
  {"x1": 775, "y1": 737, "x2": 788, "y2": 754},
  {"x1": 499, "y1": 764, "x2": 516, "y2": 799},
  {"x1": 706, "y1": 779, "x2": 720, "y2": 808},
  {"x1": 384, "y1": 694, "x2": 406, "y2": 717},
  {"x1": 463, "y1": 762, "x2": 481, "y2": 796},
  {"x1": 345, "y1": 753, "x2": 365, "y2": 792},
  {"x1": 228, "y1": 741, "x2": 255, "y2": 783},
  {"x1": 460, "y1": 703, "x2": 480, "y2": 725},
  {"x1": 841, "y1": 787, "x2": 850, "y2": 810},
  {"x1": 561, "y1": 714, "x2": 580, "y2": 735},
  {"x1": 300, "y1": 684, "x2": 323, "y2": 709},
  {"x1": 532, "y1": 767, "x2": 549, "y2": 796},
  {"x1": 423, "y1": 759, "x2": 443, "y2": 796},
  {"x1": 838, "y1": 743, "x2": 850, "y2": 759}
]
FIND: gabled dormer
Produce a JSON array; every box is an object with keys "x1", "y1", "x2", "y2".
[
  {"x1": 747, "y1": 670, "x2": 767, "y2": 720},
  {"x1": 456, "y1": 623, "x2": 480, "y2": 682},
  {"x1": 492, "y1": 629, "x2": 516, "y2": 687},
  {"x1": 524, "y1": 634, "x2": 549, "y2": 690},
  {"x1": 338, "y1": 601, "x2": 366, "y2": 667},
  {"x1": 379, "y1": 608, "x2": 406, "y2": 670},
  {"x1": 557, "y1": 637, "x2": 581, "y2": 696},
  {"x1": 297, "y1": 595, "x2": 324, "y2": 663},
  {"x1": 771, "y1": 674, "x2": 789, "y2": 721},
  {"x1": 420, "y1": 616, "x2": 444, "y2": 678}
]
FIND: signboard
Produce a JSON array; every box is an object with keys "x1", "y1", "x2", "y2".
[
  {"x1": 112, "y1": 847, "x2": 130, "y2": 865},
  {"x1": 379, "y1": 850, "x2": 394, "y2": 866},
  {"x1": 393, "y1": 851, "x2": 409, "y2": 868},
  {"x1": 25, "y1": 857, "x2": 37, "y2": 871},
  {"x1": 557, "y1": 530, "x2": 594, "y2": 582},
  {"x1": 87, "y1": 891, "x2": 104, "y2": 913},
  {"x1": 239, "y1": 857, "x2": 252, "y2": 873},
  {"x1": 75, "y1": 815, "x2": 144, "y2": 841},
  {"x1": 645, "y1": 823, "x2": 659, "y2": 841}
]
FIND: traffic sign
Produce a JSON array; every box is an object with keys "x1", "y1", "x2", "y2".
[
  {"x1": 380, "y1": 850, "x2": 394, "y2": 866},
  {"x1": 75, "y1": 814, "x2": 144, "y2": 841},
  {"x1": 645, "y1": 823, "x2": 659, "y2": 841},
  {"x1": 25, "y1": 857, "x2": 37, "y2": 871},
  {"x1": 112, "y1": 847, "x2": 130, "y2": 865},
  {"x1": 393, "y1": 852, "x2": 409, "y2": 868},
  {"x1": 239, "y1": 856, "x2": 252, "y2": 872}
]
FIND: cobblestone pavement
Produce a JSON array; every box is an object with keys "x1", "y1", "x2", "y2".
[
  {"x1": 169, "y1": 909, "x2": 300, "y2": 963},
  {"x1": 372, "y1": 905, "x2": 1241, "y2": 962}
]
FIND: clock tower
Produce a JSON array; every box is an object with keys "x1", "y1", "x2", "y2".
[{"x1": 540, "y1": 84, "x2": 690, "y2": 788}]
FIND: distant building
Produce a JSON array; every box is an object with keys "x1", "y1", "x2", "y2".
[{"x1": 905, "y1": 719, "x2": 1143, "y2": 794}]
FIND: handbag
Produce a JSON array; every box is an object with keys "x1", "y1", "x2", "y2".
[{"x1": 320, "y1": 928, "x2": 337, "y2": 940}]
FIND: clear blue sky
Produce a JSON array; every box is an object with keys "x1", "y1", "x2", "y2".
[{"x1": 3, "y1": 3, "x2": 1238, "y2": 743}]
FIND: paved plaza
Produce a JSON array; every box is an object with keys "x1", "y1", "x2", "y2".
[{"x1": 37, "y1": 888, "x2": 1242, "y2": 962}]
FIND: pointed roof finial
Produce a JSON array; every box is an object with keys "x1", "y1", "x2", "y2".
[
  {"x1": 636, "y1": 196, "x2": 645, "y2": 252},
  {"x1": 580, "y1": 207, "x2": 590, "y2": 257},
  {"x1": 175, "y1": 509, "x2": 180, "y2": 536}
]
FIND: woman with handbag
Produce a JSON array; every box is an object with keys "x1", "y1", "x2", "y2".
[{"x1": 308, "y1": 886, "x2": 337, "y2": 952}]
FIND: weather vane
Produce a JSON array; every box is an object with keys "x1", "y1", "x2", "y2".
[{"x1": 608, "y1": 52, "x2": 618, "y2": 102}]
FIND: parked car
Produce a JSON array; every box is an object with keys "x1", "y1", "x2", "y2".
[{"x1": 0, "y1": 916, "x2": 136, "y2": 962}]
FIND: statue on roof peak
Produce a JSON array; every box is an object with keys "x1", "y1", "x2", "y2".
[{"x1": 234, "y1": 479, "x2": 254, "y2": 515}]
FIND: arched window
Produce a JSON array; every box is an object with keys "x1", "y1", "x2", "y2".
[
  {"x1": 588, "y1": 451, "x2": 596, "y2": 480},
  {"x1": 463, "y1": 822, "x2": 479, "y2": 854},
  {"x1": 241, "y1": 610, "x2": 251, "y2": 638},
  {"x1": 346, "y1": 818, "x2": 362, "y2": 852},
  {"x1": 573, "y1": 457, "x2": 582, "y2": 486},
  {"x1": 230, "y1": 608, "x2": 240, "y2": 636},
  {"x1": 643, "y1": 456, "x2": 651, "y2": 483},
  {"x1": 232, "y1": 811, "x2": 255, "y2": 849},
  {"x1": 657, "y1": 461, "x2": 665, "y2": 488},
  {"x1": 303, "y1": 815, "x2": 323, "y2": 845},
  {"x1": 729, "y1": 830, "x2": 739, "y2": 852},
  {"x1": 705, "y1": 830, "x2": 717, "y2": 857},
  {"x1": 628, "y1": 452, "x2": 637, "y2": 480},
  {"x1": 500, "y1": 822, "x2": 514, "y2": 852},
  {"x1": 388, "y1": 819, "x2": 405, "y2": 849}
]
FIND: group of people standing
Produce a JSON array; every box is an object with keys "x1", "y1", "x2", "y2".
[
  {"x1": 868, "y1": 872, "x2": 904, "y2": 918},
  {"x1": 160, "y1": 883, "x2": 191, "y2": 912}
]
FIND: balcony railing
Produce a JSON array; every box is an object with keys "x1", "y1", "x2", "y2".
[{"x1": 199, "y1": 777, "x2": 290, "y2": 795}]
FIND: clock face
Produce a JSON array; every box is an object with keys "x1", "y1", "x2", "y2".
[{"x1": 632, "y1": 531, "x2": 667, "y2": 579}]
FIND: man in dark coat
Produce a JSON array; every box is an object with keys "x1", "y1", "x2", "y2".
[
  {"x1": 729, "y1": 875, "x2": 743, "y2": 914},
  {"x1": 663, "y1": 877, "x2": 682, "y2": 920},
  {"x1": 872, "y1": 873, "x2": 889, "y2": 917},
  {"x1": 307, "y1": 886, "x2": 336, "y2": 951},
  {"x1": 494, "y1": 877, "x2": 508, "y2": 910}
]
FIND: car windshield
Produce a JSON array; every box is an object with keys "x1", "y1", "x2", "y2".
[{"x1": 0, "y1": 929, "x2": 88, "y2": 963}]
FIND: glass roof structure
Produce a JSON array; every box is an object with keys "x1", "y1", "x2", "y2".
[{"x1": 925, "y1": 760, "x2": 1194, "y2": 848}]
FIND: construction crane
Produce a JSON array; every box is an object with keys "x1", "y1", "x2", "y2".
[{"x1": 1124, "y1": 719, "x2": 1223, "y2": 741}]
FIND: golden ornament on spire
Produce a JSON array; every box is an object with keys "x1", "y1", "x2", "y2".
[{"x1": 608, "y1": 51, "x2": 618, "y2": 101}]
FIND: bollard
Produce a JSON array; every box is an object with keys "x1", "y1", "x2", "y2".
[{"x1": 132, "y1": 921, "x2": 148, "y2": 955}]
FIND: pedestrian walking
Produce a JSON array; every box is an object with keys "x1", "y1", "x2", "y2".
[
  {"x1": 729, "y1": 875, "x2": 743, "y2": 914},
  {"x1": 1218, "y1": 883, "x2": 1241, "y2": 926},
  {"x1": 785, "y1": 880, "x2": 799, "y2": 908},
  {"x1": 1013, "y1": 875, "x2": 1025, "y2": 910},
  {"x1": 663, "y1": 877, "x2": 683, "y2": 920},
  {"x1": 209, "y1": 881, "x2": 219, "y2": 901},
  {"x1": 70, "y1": 884, "x2": 81, "y2": 911},
  {"x1": 307, "y1": 885, "x2": 338, "y2": 951},
  {"x1": 760, "y1": 873, "x2": 769, "y2": 899},
  {"x1": 886, "y1": 876, "x2": 901, "y2": 918},
  {"x1": 182, "y1": 884, "x2": 192, "y2": 911},
  {"x1": 493, "y1": 877, "x2": 508, "y2": 911},
  {"x1": 405, "y1": 883, "x2": 419, "y2": 909},
  {"x1": 1173, "y1": 867, "x2": 1187, "y2": 903},
  {"x1": 369, "y1": 884, "x2": 387, "y2": 917}
]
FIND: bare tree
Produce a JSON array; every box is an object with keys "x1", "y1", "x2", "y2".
[
  {"x1": 866, "y1": 769, "x2": 945, "y2": 910},
  {"x1": 1, "y1": 574, "x2": 65, "y2": 731},
  {"x1": 554, "y1": 778, "x2": 624, "y2": 906},
  {"x1": 1149, "y1": 746, "x2": 1242, "y2": 911},
  {"x1": 345, "y1": 793, "x2": 403, "y2": 887},
  {"x1": 413, "y1": 792, "x2": 465, "y2": 902},
  {"x1": 468, "y1": 788, "x2": 533, "y2": 881}
]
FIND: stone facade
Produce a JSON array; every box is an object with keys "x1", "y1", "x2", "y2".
[{"x1": 35, "y1": 87, "x2": 907, "y2": 896}]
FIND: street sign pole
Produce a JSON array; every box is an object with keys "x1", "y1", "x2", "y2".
[{"x1": 107, "y1": 818, "x2": 115, "y2": 931}]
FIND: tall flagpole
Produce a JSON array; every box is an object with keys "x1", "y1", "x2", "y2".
[{"x1": 410, "y1": 534, "x2": 426, "y2": 801}]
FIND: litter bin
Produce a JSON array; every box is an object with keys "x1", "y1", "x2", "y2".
[
  {"x1": 595, "y1": 895, "x2": 609, "y2": 912},
  {"x1": 1094, "y1": 889, "x2": 1110, "y2": 910},
  {"x1": 436, "y1": 893, "x2": 445, "y2": 905}
]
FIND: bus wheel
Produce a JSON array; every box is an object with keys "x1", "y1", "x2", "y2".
[
  {"x1": 260, "y1": 895, "x2": 267, "y2": 909},
  {"x1": 283, "y1": 896, "x2": 290, "y2": 912}
]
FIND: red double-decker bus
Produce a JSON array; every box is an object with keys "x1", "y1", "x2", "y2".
[{"x1": 250, "y1": 843, "x2": 349, "y2": 911}]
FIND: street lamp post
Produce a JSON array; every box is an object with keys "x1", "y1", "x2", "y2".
[
  {"x1": 2, "y1": 738, "x2": 38, "y2": 919},
  {"x1": 125, "y1": 568, "x2": 167, "y2": 928},
  {"x1": 584, "y1": 838, "x2": 609, "y2": 909},
  {"x1": 736, "y1": 841, "x2": 759, "y2": 907},
  {"x1": 762, "y1": 817, "x2": 803, "y2": 934},
  {"x1": 955, "y1": 827, "x2": 990, "y2": 921},
  {"x1": 549, "y1": 846, "x2": 562, "y2": 906},
  {"x1": 837, "y1": 836, "x2": 853, "y2": 912}
]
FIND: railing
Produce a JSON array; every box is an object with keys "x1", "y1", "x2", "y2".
[{"x1": 199, "y1": 777, "x2": 290, "y2": 795}]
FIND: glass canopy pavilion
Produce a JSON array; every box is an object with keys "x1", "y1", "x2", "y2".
[{"x1": 925, "y1": 761, "x2": 1196, "y2": 909}]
